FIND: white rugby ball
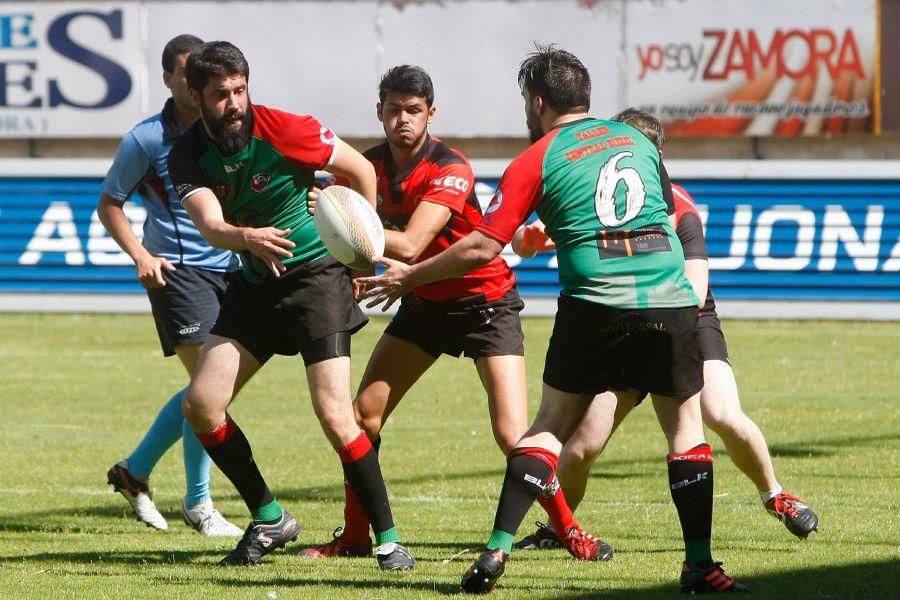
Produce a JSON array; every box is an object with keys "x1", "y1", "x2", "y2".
[{"x1": 314, "y1": 185, "x2": 385, "y2": 270}]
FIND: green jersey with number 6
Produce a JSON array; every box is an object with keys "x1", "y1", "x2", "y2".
[{"x1": 477, "y1": 118, "x2": 698, "y2": 309}]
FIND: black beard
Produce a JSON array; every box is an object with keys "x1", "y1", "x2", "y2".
[
  {"x1": 204, "y1": 100, "x2": 253, "y2": 155},
  {"x1": 528, "y1": 124, "x2": 543, "y2": 144}
]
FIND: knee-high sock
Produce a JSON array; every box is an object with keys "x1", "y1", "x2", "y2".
[
  {"x1": 127, "y1": 388, "x2": 186, "y2": 478},
  {"x1": 487, "y1": 447, "x2": 558, "y2": 554},
  {"x1": 197, "y1": 415, "x2": 280, "y2": 522},
  {"x1": 182, "y1": 418, "x2": 211, "y2": 508},
  {"x1": 338, "y1": 432, "x2": 398, "y2": 545},
  {"x1": 667, "y1": 443, "x2": 714, "y2": 564},
  {"x1": 537, "y1": 475, "x2": 578, "y2": 535},
  {"x1": 341, "y1": 435, "x2": 380, "y2": 544}
]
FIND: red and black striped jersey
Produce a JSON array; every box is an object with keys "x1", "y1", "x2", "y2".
[
  {"x1": 365, "y1": 135, "x2": 515, "y2": 303},
  {"x1": 672, "y1": 183, "x2": 718, "y2": 317}
]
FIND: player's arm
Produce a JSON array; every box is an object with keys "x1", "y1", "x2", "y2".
[
  {"x1": 360, "y1": 151, "x2": 543, "y2": 309},
  {"x1": 383, "y1": 202, "x2": 451, "y2": 263},
  {"x1": 97, "y1": 194, "x2": 174, "y2": 288},
  {"x1": 673, "y1": 185, "x2": 709, "y2": 308},
  {"x1": 684, "y1": 259, "x2": 708, "y2": 308},
  {"x1": 99, "y1": 132, "x2": 174, "y2": 288},
  {"x1": 183, "y1": 190, "x2": 294, "y2": 277},
  {"x1": 383, "y1": 163, "x2": 473, "y2": 263},
  {"x1": 361, "y1": 231, "x2": 503, "y2": 309},
  {"x1": 321, "y1": 139, "x2": 377, "y2": 208}
]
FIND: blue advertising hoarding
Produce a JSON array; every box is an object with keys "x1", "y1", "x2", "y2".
[{"x1": 0, "y1": 160, "x2": 898, "y2": 309}]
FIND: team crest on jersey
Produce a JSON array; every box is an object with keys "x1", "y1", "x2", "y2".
[{"x1": 250, "y1": 173, "x2": 271, "y2": 192}]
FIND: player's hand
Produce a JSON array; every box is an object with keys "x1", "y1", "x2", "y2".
[
  {"x1": 522, "y1": 221, "x2": 555, "y2": 252},
  {"x1": 135, "y1": 254, "x2": 176, "y2": 288},
  {"x1": 307, "y1": 187, "x2": 320, "y2": 215},
  {"x1": 243, "y1": 227, "x2": 295, "y2": 277},
  {"x1": 357, "y1": 256, "x2": 413, "y2": 311},
  {"x1": 350, "y1": 267, "x2": 375, "y2": 301}
]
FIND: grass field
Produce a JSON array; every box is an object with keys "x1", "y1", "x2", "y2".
[{"x1": 0, "y1": 313, "x2": 898, "y2": 599}]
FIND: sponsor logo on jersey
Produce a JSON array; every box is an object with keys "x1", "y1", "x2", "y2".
[
  {"x1": 430, "y1": 176, "x2": 470, "y2": 192},
  {"x1": 178, "y1": 323, "x2": 201, "y2": 335},
  {"x1": 224, "y1": 161, "x2": 246, "y2": 173},
  {"x1": 250, "y1": 173, "x2": 271, "y2": 193}
]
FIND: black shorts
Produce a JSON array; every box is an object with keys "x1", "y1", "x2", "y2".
[
  {"x1": 146, "y1": 266, "x2": 228, "y2": 357},
  {"x1": 543, "y1": 295, "x2": 702, "y2": 399},
  {"x1": 698, "y1": 313, "x2": 730, "y2": 363},
  {"x1": 211, "y1": 256, "x2": 368, "y2": 365},
  {"x1": 384, "y1": 288, "x2": 525, "y2": 360}
]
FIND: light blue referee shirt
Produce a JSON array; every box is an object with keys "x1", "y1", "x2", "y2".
[{"x1": 102, "y1": 98, "x2": 237, "y2": 271}]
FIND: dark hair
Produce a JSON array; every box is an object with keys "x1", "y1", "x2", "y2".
[
  {"x1": 161, "y1": 34, "x2": 204, "y2": 73},
  {"x1": 379, "y1": 65, "x2": 434, "y2": 106},
  {"x1": 186, "y1": 41, "x2": 250, "y2": 92},
  {"x1": 611, "y1": 107, "x2": 665, "y2": 150},
  {"x1": 517, "y1": 43, "x2": 591, "y2": 114}
]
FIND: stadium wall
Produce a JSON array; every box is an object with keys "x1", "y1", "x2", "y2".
[{"x1": 1, "y1": 159, "x2": 898, "y2": 319}]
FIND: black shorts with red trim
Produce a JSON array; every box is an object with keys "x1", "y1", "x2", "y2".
[
  {"x1": 146, "y1": 265, "x2": 228, "y2": 357},
  {"x1": 384, "y1": 288, "x2": 525, "y2": 360},
  {"x1": 543, "y1": 295, "x2": 702, "y2": 399},
  {"x1": 211, "y1": 256, "x2": 368, "y2": 365},
  {"x1": 697, "y1": 312, "x2": 730, "y2": 364}
]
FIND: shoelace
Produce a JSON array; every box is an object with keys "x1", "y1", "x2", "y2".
[{"x1": 772, "y1": 493, "x2": 802, "y2": 518}]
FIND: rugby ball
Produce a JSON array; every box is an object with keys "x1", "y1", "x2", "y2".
[{"x1": 314, "y1": 185, "x2": 385, "y2": 270}]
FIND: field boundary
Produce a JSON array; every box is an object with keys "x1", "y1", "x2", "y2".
[{"x1": 2, "y1": 293, "x2": 898, "y2": 320}]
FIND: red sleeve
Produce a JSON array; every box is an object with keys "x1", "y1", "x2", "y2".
[
  {"x1": 475, "y1": 136, "x2": 553, "y2": 244},
  {"x1": 421, "y1": 161, "x2": 473, "y2": 214},
  {"x1": 251, "y1": 105, "x2": 336, "y2": 170},
  {"x1": 672, "y1": 184, "x2": 708, "y2": 260}
]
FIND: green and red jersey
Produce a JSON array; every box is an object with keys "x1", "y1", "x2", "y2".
[
  {"x1": 365, "y1": 135, "x2": 515, "y2": 303},
  {"x1": 168, "y1": 104, "x2": 336, "y2": 283},
  {"x1": 477, "y1": 118, "x2": 697, "y2": 309}
]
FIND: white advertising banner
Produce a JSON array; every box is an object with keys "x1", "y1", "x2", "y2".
[
  {"x1": 624, "y1": 0, "x2": 877, "y2": 135},
  {"x1": 0, "y1": 1, "x2": 879, "y2": 138},
  {"x1": 0, "y1": 3, "x2": 145, "y2": 137}
]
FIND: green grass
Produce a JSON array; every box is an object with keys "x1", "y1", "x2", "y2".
[{"x1": 0, "y1": 314, "x2": 898, "y2": 598}]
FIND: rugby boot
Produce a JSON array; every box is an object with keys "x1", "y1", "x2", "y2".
[
  {"x1": 461, "y1": 548, "x2": 508, "y2": 594},
  {"x1": 218, "y1": 510, "x2": 300, "y2": 566},
  {"x1": 374, "y1": 542, "x2": 416, "y2": 570},
  {"x1": 513, "y1": 521, "x2": 562, "y2": 550},
  {"x1": 181, "y1": 500, "x2": 243, "y2": 537},
  {"x1": 680, "y1": 561, "x2": 749, "y2": 594},
  {"x1": 765, "y1": 492, "x2": 819, "y2": 538},
  {"x1": 298, "y1": 527, "x2": 373, "y2": 558},
  {"x1": 107, "y1": 461, "x2": 168, "y2": 530},
  {"x1": 561, "y1": 525, "x2": 614, "y2": 561}
]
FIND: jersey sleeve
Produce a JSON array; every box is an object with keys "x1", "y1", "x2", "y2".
[
  {"x1": 421, "y1": 161, "x2": 473, "y2": 213},
  {"x1": 252, "y1": 106, "x2": 336, "y2": 170},
  {"x1": 673, "y1": 185, "x2": 708, "y2": 260},
  {"x1": 101, "y1": 132, "x2": 150, "y2": 202},
  {"x1": 167, "y1": 134, "x2": 210, "y2": 204},
  {"x1": 476, "y1": 148, "x2": 544, "y2": 245}
]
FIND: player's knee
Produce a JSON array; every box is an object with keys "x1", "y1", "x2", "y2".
[
  {"x1": 702, "y1": 408, "x2": 742, "y2": 438},
  {"x1": 358, "y1": 412, "x2": 383, "y2": 440},
  {"x1": 560, "y1": 439, "x2": 599, "y2": 471}
]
